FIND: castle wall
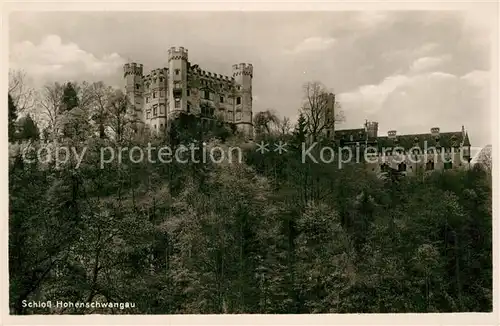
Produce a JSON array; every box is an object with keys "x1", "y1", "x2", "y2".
[
  {"x1": 143, "y1": 68, "x2": 168, "y2": 131},
  {"x1": 124, "y1": 47, "x2": 254, "y2": 138},
  {"x1": 366, "y1": 148, "x2": 468, "y2": 175}
]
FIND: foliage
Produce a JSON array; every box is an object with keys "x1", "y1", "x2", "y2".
[
  {"x1": 8, "y1": 93, "x2": 18, "y2": 142},
  {"x1": 8, "y1": 78, "x2": 492, "y2": 314}
]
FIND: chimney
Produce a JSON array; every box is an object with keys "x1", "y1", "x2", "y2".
[
  {"x1": 388, "y1": 130, "x2": 397, "y2": 139},
  {"x1": 431, "y1": 127, "x2": 440, "y2": 137}
]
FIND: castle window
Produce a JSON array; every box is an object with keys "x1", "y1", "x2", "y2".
[
  {"x1": 153, "y1": 91, "x2": 157, "y2": 99},
  {"x1": 160, "y1": 123, "x2": 164, "y2": 129},
  {"x1": 153, "y1": 105, "x2": 158, "y2": 116},
  {"x1": 160, "y1": 77, "x2": 164, "y2": 83},
  {"x1": 136, "y1": 83, "x2": 140, "y2": 90},
  {"x1": 220, "y1": 96, "x2": 224, "y2": 103},
  {"x1": 175, "y1": 69, "x2": 180, "y2": 75},
  {"x1": 187, "y1": 89, "x2": 190, "y2": 96},
  {"x1": 236, "y1": 97, "x2": 241, "y2": 105},
  {"x1": 237, "y1": 86, "x2": 241, "y2": 90},
  {"x1": 204, "y1": 90, "x2": 210, "y2": 100},
  {"x1": 146, "y1": 97, "x2": 149, "y2": 103},
  {"x1": 326, "y1": 130, "x2": 331, "y2": 138},
  {"x1": 160, "y1": 90, "x2": 165, "y2": 98},
  {"x1": 187, "y1": 103, "x2": 191, "y2": 113},
  {"x1": 146, "y1": 110, "x2": 150, "y2": 119},
  {"x1": 175, "y1": 98, "x2": 180, "y2": 108}
]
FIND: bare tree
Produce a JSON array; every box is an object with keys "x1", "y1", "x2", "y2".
[
  {"x1": 85, "y1": 82, "x2": 115, "y2": 138},
  {"x1": 39, "y1": 82, "x2": 65, "y2": 137},
  {"x1": 106, "y1": 90, "x2": 134, "y2": 142},
  {"x1": 276, "y1": 116, "x2": 292, "y2": 136},
  {"x1": 301, "y1": 81, "x2": 344, "y2": 142},
  {"x1": 9, "y1": 69, "x2": 36, "y2": 114}
]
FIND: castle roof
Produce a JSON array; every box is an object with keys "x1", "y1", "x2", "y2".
[
  {"x1": 334, "y1": 128, "x2": 466, "y2": 150},
  {"x1": 334, "y1": 128, "x2": 367, "y2": 142},
  {"x1": 463, "y1": 132, "x2": 471, "y2": 146},
  {"x1": 376, "y1": 131, "x2": 464, "y2": 150}
]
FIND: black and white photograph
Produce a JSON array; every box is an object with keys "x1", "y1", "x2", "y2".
[{"x1": 5, "y1": 2, "x2": 497, "y2": 319}]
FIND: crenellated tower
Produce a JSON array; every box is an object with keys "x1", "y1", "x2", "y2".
[
  {"x1": 365, "y1": 121, "x2": 379, "y2": 139},
  {"x1": 123, "y1": 62, "x2": 144, "y2": 121},
  {"x1": 232, "y1": 63, "x2": 253, "y2": 138},
  {"x1": 168, "y1": 46, "x2": 188, "y2": 117}
]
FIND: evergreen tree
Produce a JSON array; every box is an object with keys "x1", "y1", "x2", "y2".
[
  {"x1": 291, "y1": 112, "x2": 308, "y2": 147},
  {"x1": 61, "y1": 82, "x2": 79, "y2": 113},
  {"x1": 8, "y1": 94, "x2": 18, "y2": 142},
  {"x1": 16, "y1": 114, "x2": 39, "y2": 141}
]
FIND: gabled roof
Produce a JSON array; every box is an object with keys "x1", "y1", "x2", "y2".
[{"x1": 376, "y1": 131, "x2": 463, "y2": 150}]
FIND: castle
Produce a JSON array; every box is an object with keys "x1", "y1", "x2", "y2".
[
  {"x1": 333, "y1": 122, "x2": 472, "y2": 175},
  {"x1": 123, "y1": 46, "x2": 253, "y2": 137}
]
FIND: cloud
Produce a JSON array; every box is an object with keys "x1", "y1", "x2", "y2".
[
  {"x1": 10, "y1": 34, "x2": 125, "y2": 85},
  {"x1": 409, "y1": 55, "x2": 450, "y2": 74},
  {"x1": 286, "y1": 36, "x2": 336, "y2": 54}
]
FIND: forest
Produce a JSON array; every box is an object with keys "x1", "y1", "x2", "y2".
[{"x1": 8, "y1": 74, "x2": 493, "y2": 314}]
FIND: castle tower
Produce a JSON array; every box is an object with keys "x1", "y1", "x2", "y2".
[
  {"x1": 366, "y1": 121, "x2": 379, "y2": 139},
  {"x1": 232, "y1": 63, "x2": 253, "y2": 138},
  {"x1": 123, "y1": 62, "x2": 144, "y2": 122},
  {"x1": 168, "y1": 46, "x2": 188, "y2": 118}
]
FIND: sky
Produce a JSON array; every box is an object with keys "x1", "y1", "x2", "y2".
[{"x1": 9, "y1": 10, "x2": 495, "y2": 148}]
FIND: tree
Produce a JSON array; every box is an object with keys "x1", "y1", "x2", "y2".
[
  {"x1": 253, "y1": 110, "x2": 279, "y2": 136},
  {"x1": 475, "y1": 145, "x2": 492, "y2": 174},
  {"x1": 9, "y1": 69, "x2": 36, "y2": 115},
  {"x1": 86, "y1": 82, "x2": 114, "y2": 139},
  {"x1": 39, "y1": 82, "x2": 65, "y2": 138},
  {"x1": 200, "y1": 102, "x2": 215, "y2": 117},
  {"x1": 106, "y1": 89, "x2": 134, "y2": 142},
  {"x1": 291, "y1": 113, "x2": 308, "y2": 147},
  {"x1": 61, "y1": 82, "x2": 79, "y2": 113},
  {"x1": 16, "y1": 114, "x2": 40, "y2": 141},
  {"x1": 276, "y1": 116, "x2": 292, "y2": 136},
  {"x1": 301, "y1": 82, "x2": 344, "y2": 142},
  {"x1": 8, "y1": 94, "x2": 18, "y2": 142}
]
